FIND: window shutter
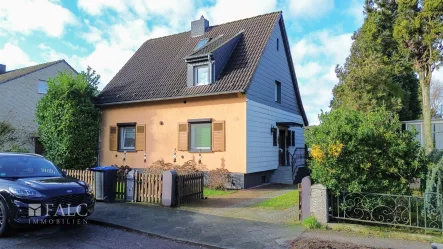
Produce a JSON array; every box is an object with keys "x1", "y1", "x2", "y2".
[
  {"x1": 136, "y1": 124, "x2": 146, "y2": 151},
  {"x1": 273, "y1": 129, "x2": 277, "y2": 146},
  {"x1": 109, "y1": 126, "x2": 118, "y2": 151},
  {"x1": 178, "y1": 123, "x2": 189, "y2": 151},
  {"x1": 292, "y1": 131, "x2": 295, "y2": 146},
  {"x1": 212, "y1": 120, "x2": 225, "y2": 152},
  {"x1": 286, "y1": 130, "x2": 291, "y2": 146}
]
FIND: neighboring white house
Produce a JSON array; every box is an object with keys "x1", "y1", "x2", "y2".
[
  {"x1": 403, "y1": 119, "x2": 443, "y2": 150},
  {"x1": 0, "y1": 60, "x2": 77, "y2": 153}
]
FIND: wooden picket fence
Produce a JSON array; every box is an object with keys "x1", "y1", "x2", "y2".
[
  {"x1": 134, "y1": 171, "x2": 163, "y2": 203},
  {"x1": 64, "y1": 169, "x2": 95, "y2": 193},
  {"x1": 177, "y1": 172, "x2": 204, "y2": 205}
]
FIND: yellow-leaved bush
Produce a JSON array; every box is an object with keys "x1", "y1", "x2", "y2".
[{"x1": 306, "y1": 107, "x2": 424, "y2": 194}]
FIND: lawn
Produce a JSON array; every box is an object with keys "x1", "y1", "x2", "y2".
[
  {"x1": 204, "y1": 188, "x2": 237, "y2": 197},
  {"x1": 254, "y1": 189, "x2": 299, "y2": 210}
]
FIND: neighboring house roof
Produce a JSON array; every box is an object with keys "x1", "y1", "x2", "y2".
[
  {"x1": 96, "y1": 11, "x2": 309, "y2": 125},
  {"x1": 402, "y1": 118, "x2": 443, "y2": 124},
  {"x1": 0, "y1": 60, "x2": 77, "y2": 85}
]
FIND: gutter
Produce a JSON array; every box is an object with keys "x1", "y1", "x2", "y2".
[{"x1": 96, "y1": 90, "x2": 246, "y2": 107}]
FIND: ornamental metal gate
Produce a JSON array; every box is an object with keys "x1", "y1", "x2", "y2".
[{"x1": 329, "y1": 192, "x2": 443, "y2": 232}]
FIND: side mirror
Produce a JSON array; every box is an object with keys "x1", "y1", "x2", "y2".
[{"x1": 62, "y1": 170, "x2": 67, "y2": 176}]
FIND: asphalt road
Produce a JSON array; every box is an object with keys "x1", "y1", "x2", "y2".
[{"x1": 0, "y1": 223, "x2": 210, "y2": 249}]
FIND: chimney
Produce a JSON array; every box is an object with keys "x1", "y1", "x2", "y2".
[
  {"x1": 191, "y1": 16, "x2": 209, "y2": 37},
  {"x1": 0, "y1": 64, "x2": 5, "y2": 74}
]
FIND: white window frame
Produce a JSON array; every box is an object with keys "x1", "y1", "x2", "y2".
[
  {"x1": 194, "y1": 65, "x2": 209, "y2": 86},
  {"x1": 119, "y1": 126, "x2": 136, "y2": 151},
  {"x1": 189, "y1": 122, "x2": 212, "y2": 152}
]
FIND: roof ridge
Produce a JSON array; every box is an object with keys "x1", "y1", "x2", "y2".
[
  {"x1": 208, "y1": 11, "x2": 282, "y2": 28},
  {"x1": 0, "y1": 60, "x2": 67, "y2": 85},
  {"x1": 141, "y1": 11, "x2": 282, "y2": 44}
]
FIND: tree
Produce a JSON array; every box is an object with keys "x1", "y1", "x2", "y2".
[
  {"x1": 333, "y1": 0, "x2": 421, "y2": 121},
  {"x1": 0, "y1": 121, "x2": 16, "y2": 151},
  {"x1": 393, "y1": 0, "x2": 443, "y2": 154},
  {"x1": 81, "y1": 66, "x2": 101, "y2": 96},
  {"x1": 306, "y1": 107, "x2": 423, "y2": 194},
  {"x1": 36, "y1": 72, "x2": 100, "y2": 169},
  {"x1": 431, "y1": 80, "x2": 443, "y2": 117}
]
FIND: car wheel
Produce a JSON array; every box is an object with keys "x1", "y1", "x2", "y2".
[{"x1": 0, "y1": 200, "x2": 12, "y2": 237}]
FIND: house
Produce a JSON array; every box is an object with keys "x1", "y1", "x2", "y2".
[
  {"x1": 403, "y1": 119, "x2": 443, "y2": 150},
  {"x1": 0, "y1": 60, "x2": 77, "y2": 153},
  {"x1": 96, "y1": 12, "x2": 309, "y2": 189}
]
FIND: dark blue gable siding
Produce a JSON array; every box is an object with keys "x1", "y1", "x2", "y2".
[{"x1": 246, "y1": 19, "x2": 301, "y2": 115}]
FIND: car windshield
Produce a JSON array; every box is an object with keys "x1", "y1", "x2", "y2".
[{"x1": 0, "y1": 156, "x2": 63, "y2": 178}]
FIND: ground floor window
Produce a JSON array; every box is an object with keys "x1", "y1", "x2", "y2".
[
  {"x1": 190, "y1": 122, "x2": 211, "y2": 151},
  {"x1": 119, "y1": 125, "x2": 136, "y2": 151}
]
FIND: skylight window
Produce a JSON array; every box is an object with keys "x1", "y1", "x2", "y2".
[{"x1": 194, "y1": 38, "x2": 209, "y2": 51}]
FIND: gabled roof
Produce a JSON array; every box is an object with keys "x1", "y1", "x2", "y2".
[
  {"x1": 96, "y1": 12, "x2": 281, "y2": 105},
  {"x1": 0, "y1": 60, "x2": 76, "y2": 85},
  {"x1": 96, "y1": 11, "x2": 309, "y2": 126}
]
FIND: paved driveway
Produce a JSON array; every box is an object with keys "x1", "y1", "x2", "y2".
[
  {"x1": 1, "y1": 224, "x2": 209, "y2": 249},
  {"x1": 180, "y1": 184, "x2": 299, "y2": 224}
]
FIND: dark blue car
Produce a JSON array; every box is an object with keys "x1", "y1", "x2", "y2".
[{"x1": 0, "y1": 153, "x2": 95, "y2": 236}]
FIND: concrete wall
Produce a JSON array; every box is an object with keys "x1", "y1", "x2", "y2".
[
  {"x1": 99, "y1": 93, "x2": 247, "y2": 174},
  {"x1": 0, "y1": 62, "x2": 76, "y2": 152}
]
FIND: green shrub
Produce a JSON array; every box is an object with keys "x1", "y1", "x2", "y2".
[
  {"x1": 6, "y1": 145, "x2": 29, "y2": 153},
  {"x1": 302, "y1": 216, "x2": 321, "y2": 229},
  {"x1": 306, "y1": 107, "x2": 423, "y2": 194},
  {"x1": 36, "y1": 72, "x2": 100, "y2": 169}
]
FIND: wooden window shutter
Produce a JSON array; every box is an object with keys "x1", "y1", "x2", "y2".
[
  {"x1": 292, "y1": 131, "x2": 295, "y2": 146},
  {"x1": 109, "y1": 126, "x2": 118, "y2": 151},
  {"x1": 136, "y1": 124, "x2": 146, "y2": 151},
  {"x1": 212, "y1": 120, "x2": 225, "y2": 152},
  {"x1": 178, "y1": 123, "x2": 189, "y2": 151}
]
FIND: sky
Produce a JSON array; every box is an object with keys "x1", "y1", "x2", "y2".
[{"x1": 1, "y1": 0, "x2": 442, "y2": 124}]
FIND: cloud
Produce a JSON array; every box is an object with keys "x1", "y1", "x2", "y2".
[
  {"x1": 0, "y1": 43, "x2": 35, "y2": 70},
  {"x1": 433, "y1": 69, "x2": 443, "y2": 82},
  {"x1": 78, "y1": 0, "x2": 195, "y2": 29},
  {"x1": 292, "y1": 31, "x2": 353, "y2": 124},
  {"x1": 0, "y1": 0, "x2": 77, "y2": 37},
  {"x1": 347, "y1": 0, "x2": 365, "y2": 26},
  {"x1": 197, "y1": 0, "x2": 277, "y2": 25},
  {"x1": 288, "y1": 0, "x2": 334, "y2": 19},
  {"x1": 77, "y1": 0, "x2": 128, "y2": 16}
]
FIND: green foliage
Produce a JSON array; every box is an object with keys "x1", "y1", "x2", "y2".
[
  {"x1": 393, "y1": 0, "x2": 443, "y2": 154},
  {"x1": 302, "y1": 216, "x2": 321, "y2": 229},
  {"x1": 306, "y1": 107, "x2": 423, "y2": 194},
  {"x1": 0, "y1": 121, "x2": 16, "y2": 151},
  {"x1": 36, "y1": 72, "x2": 100, "y2": 169},
  {"x1": 333, "y1": 0, "x2": 420, "y2": 121},
  {"x1": 5, "y1": 145, "x2": 29, "y2": 153},
  {"x1": 81, "y1": 66, "x2": 101, "y2": 96}
]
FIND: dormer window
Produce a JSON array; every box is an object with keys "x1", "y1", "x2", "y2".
[
  {"x1": 194, "y1": 65, "x2": 209, "y2": 86},
  {"x1": 194, "y1": 38, "x2": 209, "y2": 51}
]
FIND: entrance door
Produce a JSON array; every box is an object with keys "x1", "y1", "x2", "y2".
[{"x1": 278, "y1": 129, "x2": 286, "y2": 166}]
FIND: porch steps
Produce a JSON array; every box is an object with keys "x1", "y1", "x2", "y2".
[{"x1": 270, "y1": 166, "x2": 293, "y2": 185}]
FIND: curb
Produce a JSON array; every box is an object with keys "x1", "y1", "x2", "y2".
[{"x1": 88, "y1": 218, "x2": 224, "y2": 249}]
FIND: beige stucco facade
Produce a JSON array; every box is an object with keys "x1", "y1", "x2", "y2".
[{"x1": 99, "y1": 93, "x2": 247, "y2": 173}]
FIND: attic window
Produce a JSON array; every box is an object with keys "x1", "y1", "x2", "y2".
[{"x1": 194, "y1": 38, "x2": 209, "y2": 51}]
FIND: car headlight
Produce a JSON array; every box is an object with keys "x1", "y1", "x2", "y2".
[
  {"x1": 9, "y1": 186, "x2": 44, "y2": 198},
  {"x1": 86, "y1": 183, "x2": 93, "y2": 194}
]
